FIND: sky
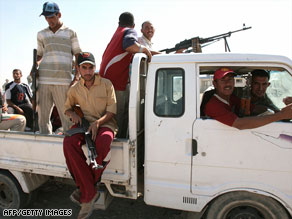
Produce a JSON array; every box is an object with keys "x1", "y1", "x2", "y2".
[{"x1": 0, "y1": 0, "x2": 291, "y2": 88}]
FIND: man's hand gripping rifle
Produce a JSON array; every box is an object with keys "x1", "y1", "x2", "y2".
[{"x1": 65, "y1": 106, "x2": 103, "y2": 170}]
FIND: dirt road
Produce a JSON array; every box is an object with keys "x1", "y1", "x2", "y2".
[{"x1": 2, "y1": 180, "x2": 185, "y2": 219}]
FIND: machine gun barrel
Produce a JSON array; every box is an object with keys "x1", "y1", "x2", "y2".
[
  {"x1": 200, "y1": 26, "x2": 252, "y2": 44},
  {"x1": 160, "y1": 25, "x2": 252, "y2": 53}
]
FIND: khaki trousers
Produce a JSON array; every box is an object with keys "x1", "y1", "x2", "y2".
[
  {"x1": 37, "y1": 84, "x2": 72, "y2": 134},
  {"x1": 0, "y1": 114, "x2": 26, "y2": 131}
]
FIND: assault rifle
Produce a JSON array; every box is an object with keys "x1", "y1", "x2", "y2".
[
  {"x1": 65, "y1": 106, "x2": 103, "y2": 170},
  {"x1": 240, "y1": 73, "x2": 251, "y2": 116},
  {"x1": 31, "y1": 49, "x2": 38, "y2": 132},
  {"x1": 160, "y1": 25, "x2": 251, "y2": 53}
]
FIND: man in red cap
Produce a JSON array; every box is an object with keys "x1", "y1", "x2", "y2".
[{"x1": 204, "y1": 67, "x2": 292, "y2": 129}]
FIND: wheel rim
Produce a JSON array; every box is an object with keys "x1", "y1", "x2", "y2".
[
  {"x1": 219, "y1": 200, "x2": 273, "y2": 219},
  {"x1": 0, "y1": 182, "x2": 13, "y2": 208},
  {"x1": 226, "y1": 205, "x2": 265, "y2": 219}
]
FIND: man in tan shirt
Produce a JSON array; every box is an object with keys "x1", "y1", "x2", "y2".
[{"x1": 63, "y1": 52, "x2": 117, "y2": 219}]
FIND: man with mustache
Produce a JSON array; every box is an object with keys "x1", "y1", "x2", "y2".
[
  {"x1": 204, "y1": 67, "x2": 292, "y2": 129},
  {"x1": 63, "y1": 52, "x2": 117, "y2": 219},
  {"x1": 5, "y1": 69, "x2": 33, "y2": 130},
  {"x1": 138, "y1": 21, "x2": 161, "y2": 55}
]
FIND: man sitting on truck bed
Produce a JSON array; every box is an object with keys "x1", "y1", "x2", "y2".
[
  {"x1": 5, "y1": 69, "x2": 33, "y2": 130},
  {"x1": 63, "y1": 52, "x2": 117, "y2": 219},
  {"x1": 204, "y1": 67, "x2": 292, "y2": 129},
  {"x1": 0, "y1": 89, "x2": 26, "y2": 131}
]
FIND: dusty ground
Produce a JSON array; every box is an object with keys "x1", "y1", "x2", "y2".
[{"x1": 2, "y1": 180, "x2": 185, "y2": 219}]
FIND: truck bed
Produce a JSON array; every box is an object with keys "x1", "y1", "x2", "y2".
[{"x1": 0, "y1": 130, "x2": 131, "y2": 185}]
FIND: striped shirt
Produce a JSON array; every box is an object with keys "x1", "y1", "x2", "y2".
[{"x1": 37, "y1": 24, "x2": 81, "y2": 85}]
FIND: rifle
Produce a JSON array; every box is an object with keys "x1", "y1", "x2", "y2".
[
  {"x1": 240, "y1": 73, "x2": 251, "y2": 116},
  {"x1": 65, "y1": 106, "x2": 103, "y2": 170},
  {"x1": 160, "y1": 25, "x2": 252, "y2": 53},
  {"x1": 31, "y1": 49, "x2": 38, "y2": 132}
]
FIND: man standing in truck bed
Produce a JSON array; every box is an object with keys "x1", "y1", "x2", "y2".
[
  {"x1": 37, "y1": 1, "x2": 81, "y2": 134},
  {"x1": 99, "y1": 12, "x2": 151, "y2": 138},
  {"x1": 204, "y1": 67, "x2": 292, "y2": 129},
  {"x1": 63, "y1": 52, "x2": 117, "y2": 219}
]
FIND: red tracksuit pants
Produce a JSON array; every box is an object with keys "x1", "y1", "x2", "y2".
[{"x1": 63, "y1": 126, "x2": 114, "y2": 203}]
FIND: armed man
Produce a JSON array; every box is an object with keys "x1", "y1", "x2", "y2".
[
  {"x1": 63, "y1": 52, "x2": 117, "y2": 219},
  {"x1": 204, "y1": 68, "x2": 292, "y2": 129}
]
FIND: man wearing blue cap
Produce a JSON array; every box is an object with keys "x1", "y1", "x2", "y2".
[{"x1": 37, "y1": 2, "x2": 82, "y2": 134}]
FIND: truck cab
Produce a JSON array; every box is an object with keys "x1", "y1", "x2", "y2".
[{"x1": 139, "y1": 53, "x2": 292, "y2": 218}]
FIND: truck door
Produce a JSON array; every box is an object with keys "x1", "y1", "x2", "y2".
[
  {"x1": 191, "y1": 65, "x2": 292, "y2": 205},
  {"x1": 144, "y1": 62, "x2": 198, "y2": 211}
]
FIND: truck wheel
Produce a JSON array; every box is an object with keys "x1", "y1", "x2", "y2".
[
  {"x1": 0, "y1": 172, "x2": 28, "y2": 209},
  {"x1": 205, "y1": 191, "x2": 289, "y2": 219}
]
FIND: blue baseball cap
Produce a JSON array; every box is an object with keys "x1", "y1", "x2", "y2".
[{"x1": 40, "y1": 2, "x2": 60, "y2": 17}]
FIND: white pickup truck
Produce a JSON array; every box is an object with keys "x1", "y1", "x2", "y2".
[{"x1": 1, "y1": 53, "x2": 292, "y2": 218}]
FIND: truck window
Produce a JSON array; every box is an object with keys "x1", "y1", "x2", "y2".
[
  {"x1": 199, "y1": 66, "x2": 292, "y2": 119},
  {"x1": 266, "y1": 70, "x2": 292, "y2": 109},
  {"x1": 154, "y1": 68, "x2": 184, "y2": 117}
]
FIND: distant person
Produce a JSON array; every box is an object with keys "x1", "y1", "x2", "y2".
[
  {"x1": 138, "y1": 21, "x2": 161, "y2": 55},
  {"x1": 36, "y1": 1, "x2": 82, "y2": 134},
  {"x1": 0, "y1": 89, "x2": 26, "y2": 131},
  {"x1": 204, "y1": 67, "x2": 292, "y2": 129},
  {"x1": 2, "y1": 79, "x2": 9, "y2": 91},
  {"x1": 99, "y1": 12, "x2": 152, "y2": 138},
  {"x1": 5, "y1": 69, "x2": 33, "y2": 130},
  {"x1": 63, "y1": 52, "x2": 117, "y2": 219}
]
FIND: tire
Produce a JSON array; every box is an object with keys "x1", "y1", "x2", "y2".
[
  {"x1": 0, "y1": 171, "x2": 28, "y2": 209},
  {"x1": 205, "y1": 191, "x2": 289, "y2": 219}
]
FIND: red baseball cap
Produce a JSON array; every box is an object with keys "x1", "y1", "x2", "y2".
[{"x1": 213, "y1": 67, "x2": 235, "y2": 80}]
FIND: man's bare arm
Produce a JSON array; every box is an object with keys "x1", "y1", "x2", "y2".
[
  {"x1": 125, "y1": 42, "x2": 152, "y2": 62},
  {"x1": 6, "y1": 99, "x2": 24, "y2": 115},
  {"x1": 233, "y1": 104, "x2": 292, "y2": 130}
]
